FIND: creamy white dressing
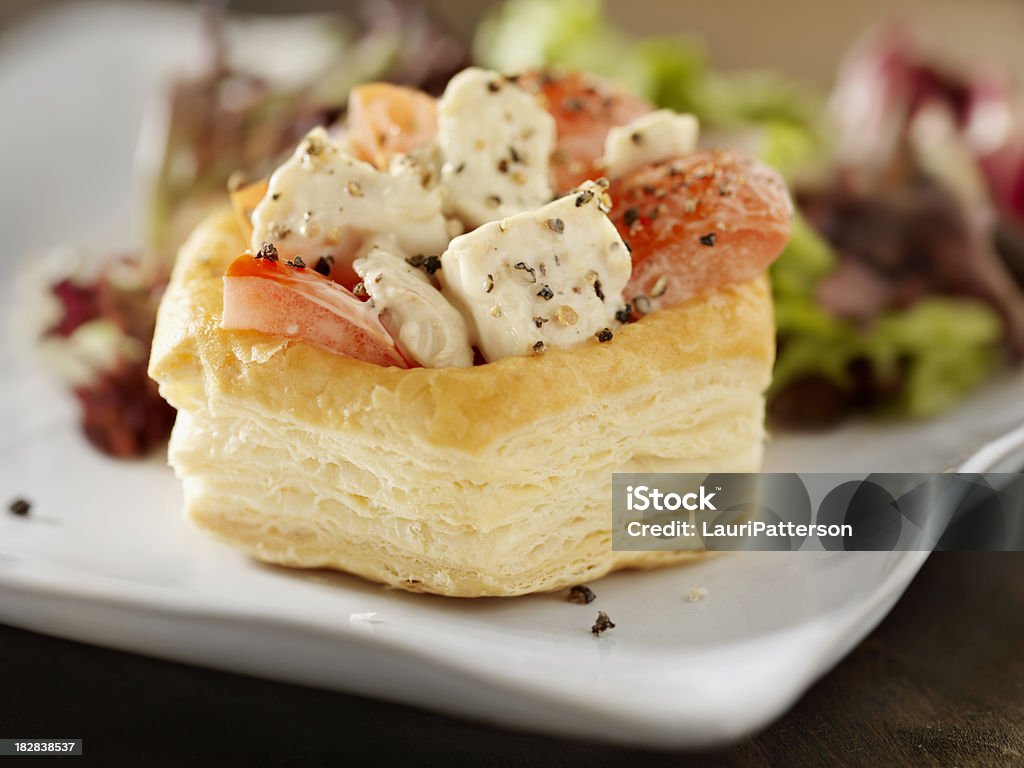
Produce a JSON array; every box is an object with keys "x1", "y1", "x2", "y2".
[
  {"x1": 437, "y1": 181, "x2": 631, "y2": 361},
  {"x1": 251, "y1": 127, "x2": 451, "y2": 270},
  {"x1": 602, "y1": 110, "x2": 699, "y2": 179},
  {"x1": 436, "y1": 68, "x2": 556, "y2": 228},
  {"x1": 354, "y1": 241, "x2": 474, "y2": 368},
  {"x1": 247, "y1": 70, "x2": 702, "y2": 368}
]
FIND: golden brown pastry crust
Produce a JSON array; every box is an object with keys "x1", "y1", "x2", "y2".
[{"x1": 150, "y1": 207, "x2": 775, "y2": 596}]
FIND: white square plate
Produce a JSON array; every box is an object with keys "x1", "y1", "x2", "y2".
[{"x1": 2, "y1": 3, "x2": 1022, "y2": 748}]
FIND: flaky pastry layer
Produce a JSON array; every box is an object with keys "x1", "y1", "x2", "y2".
[{"x1": 150, "y1": 208, "x2": 775, "y2": 596}]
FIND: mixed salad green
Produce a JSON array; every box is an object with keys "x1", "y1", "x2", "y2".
[{"x1": 476, "y1": 0, "x2": 1024, "y2": 427}]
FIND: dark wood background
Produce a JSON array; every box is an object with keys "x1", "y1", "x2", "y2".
[{"x1": 3, "y1": 553, "x2": 1022, "y2": 766}]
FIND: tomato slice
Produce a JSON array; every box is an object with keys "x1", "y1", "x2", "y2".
[
  {"x1": 608, "y1": 149, "x2": 792, "y2": 308},
  {"x1": 222, "y1": 253, "x2": 410, "y2": 368},
  {"x1": 517, "y1": 70, "x2": 653, "y2": 193},
  {"x1": 347, "y1": 83, "x2": 438, "y2": 170}
]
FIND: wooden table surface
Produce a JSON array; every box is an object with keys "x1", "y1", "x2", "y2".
[{"x1": 2, "y1": 552, "x2": 1021, "y2": 766}]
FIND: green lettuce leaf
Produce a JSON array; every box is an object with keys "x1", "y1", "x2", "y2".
[{"x1": 771, "y1": 219, "x2": 1002, "y2": 417}]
